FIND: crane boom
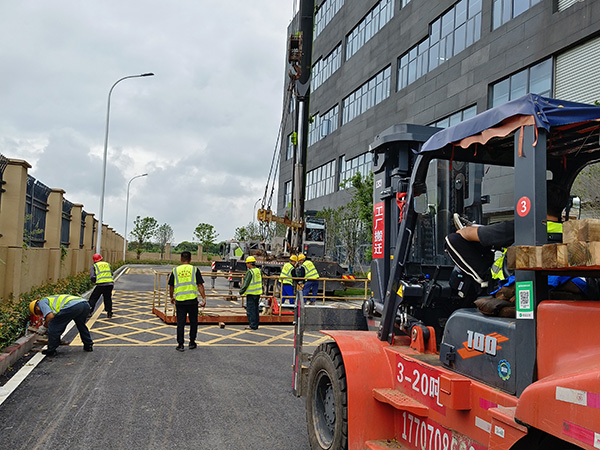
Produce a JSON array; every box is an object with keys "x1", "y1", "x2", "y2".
[{"x1": 256, "y1": 208, "x2": 303, "y2": 230}]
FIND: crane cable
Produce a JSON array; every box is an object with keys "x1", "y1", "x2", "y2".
[{"x1": 261, "y1": 78, "x2": 296, "y2": 213}]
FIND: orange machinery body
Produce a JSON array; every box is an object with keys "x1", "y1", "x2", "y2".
[{"x1": 325, "y1": 300, "x2": 600, "y2": 450}]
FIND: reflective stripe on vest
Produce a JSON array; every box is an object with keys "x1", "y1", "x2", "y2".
[
  {"x1": 280, "y1": 262, "x2": 294, "y2": 285},
  {"x1": 245, "y1": 267, "x2": 263, "y2": 295},
  {"x1": 173, "y1": 264, "x2": 199, "y2": 301},
  {"x1": 94, "y1": 261, "x2": 114, "y2": 284},
  {"x1": 46, "y1": 295, "x2": 80, "y2": 313},
  {"x1": 303, "y1": 260, "x2": 319, "y2": 279},
  {"x1": 490, "y1": 221, "x2": 564, "y2": 280}
]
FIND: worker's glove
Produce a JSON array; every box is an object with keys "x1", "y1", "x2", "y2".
[{"x1": 36, "y1": 325, "x2": 48, "y2": 335}]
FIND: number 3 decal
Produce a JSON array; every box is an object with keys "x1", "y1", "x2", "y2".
[{"x1": 517, "y1": 196, "x2": 531, "y2": 217}]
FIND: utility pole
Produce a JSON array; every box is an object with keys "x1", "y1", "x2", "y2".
[{"x1": 290, "y1": 0, "x2": 314, "y2": 252}]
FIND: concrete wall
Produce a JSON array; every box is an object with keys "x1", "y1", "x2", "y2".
[{"x1": 0, "y1": 157, "x2": 123, "y2": 302}]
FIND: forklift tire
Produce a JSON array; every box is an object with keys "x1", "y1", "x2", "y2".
[{"x1": 306, "y1": 342, "x2": 348, "y2": 450}]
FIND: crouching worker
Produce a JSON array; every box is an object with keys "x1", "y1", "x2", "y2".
[{"x1": 29, "y1": 294, "x2": 94, "y2": 357}]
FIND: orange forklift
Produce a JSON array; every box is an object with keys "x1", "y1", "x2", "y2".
[{"x1": 296, "y1": 94, "x2": 600, "y2": 450}]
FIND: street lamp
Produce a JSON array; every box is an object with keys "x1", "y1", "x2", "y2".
[
  {"x1": 123, "y1": 173, "x2": 148, "y2": 261},
  {"x1": 96, "y1": 72, "x2": 154, "y2": 254}
]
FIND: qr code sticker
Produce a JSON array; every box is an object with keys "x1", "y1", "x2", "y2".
[{"x1": 519, "y1": 290, "x2": 530, "y2": 309}]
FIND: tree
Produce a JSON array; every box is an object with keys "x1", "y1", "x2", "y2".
[
  {"x1": 174, "y1": 241, "x2": 198, "y2": 254},
  {"x1": 234, "y1": 221, "x2": 277, "y2": 241},
  {"x1": 155, "y1": 223, "x2": 174, "y2": 259},
  {"x1": 194, "y1": 222, "x2": 219, "y2": 250},
  {"x1": 130, "y1": 216, "x2": 158, "y2": 259},
  {"x1": 317, "y1": 172, "x2": 374, "y2": 271}
]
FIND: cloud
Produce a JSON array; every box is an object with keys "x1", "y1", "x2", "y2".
[{"x1": 0, "y1": 1, "x2": 292, "y2": 243}]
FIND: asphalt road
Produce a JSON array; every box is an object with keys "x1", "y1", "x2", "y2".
[{"x1": 0, "y1": 265, "x2": 312, "y2": 450}]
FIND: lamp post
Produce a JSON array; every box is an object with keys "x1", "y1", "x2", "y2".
[
  {"x1": 96, "y1": 72, "x2": 154, "y2": 254},
  {"x1": 123, "y1": 173, "x2": 148, "y2": 261}
]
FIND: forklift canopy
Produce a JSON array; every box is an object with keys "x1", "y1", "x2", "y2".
[{"x1": 419, "y1": 94, "x2": 600, "y2": 166}]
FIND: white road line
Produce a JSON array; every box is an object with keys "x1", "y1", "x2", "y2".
[{"x1": 0, "y1": 320, "x2": 77, "y2": 406}]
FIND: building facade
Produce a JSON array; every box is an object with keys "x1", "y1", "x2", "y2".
[{"x1": 277, "y1": 0, "x2": 600, "y2": 219}]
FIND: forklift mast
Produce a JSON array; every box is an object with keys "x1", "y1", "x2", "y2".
[{"x1": 370, "y1": 124, "x2": 485, "y2": 343}]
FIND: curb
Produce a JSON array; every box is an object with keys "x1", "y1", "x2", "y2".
[{"x1": 0, "y1": 333, "x2": 39, "y2": 377}]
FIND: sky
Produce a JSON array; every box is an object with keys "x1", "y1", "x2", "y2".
[{"x1": 0, "y1": 2, "x2": 295, "y2": 244}]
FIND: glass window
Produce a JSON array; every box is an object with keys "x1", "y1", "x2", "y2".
[
  {"x1": 490, "y1": 58, "x2": 552, "y2": 107},
  {"x1": 284, "y1": 181, "x2": 292, "y2": 208},
  {"x1": 343, "y1": 66, "x2": 390, "y2": 124},
  {"x1": 510, "y1": 70, "x2": 528, "y2": 100},
  {"x1": 397, "y1": 0, "x2": 482, "y2": 89},
  {"x1": 286, "y1": 134, "x2": 294, "y2": 160},
  {"x1": 306, "y1": 160, "x2": 337, "y2": 200},
  {"x1": 493, "y1": 0, "x2": 541, "y2": 30},
  {"x1": 312, "y1": 44, "x2": 342, "y2": 91},
  {"x1": 315, "y1": 0, "x2": 345, "y2": 38},
  {"x1": 431, "y1": 105, "x2": 478, "y2": 128},
  {"x1": 513, "y1": 0, "x2": 529, "y2": 17},
  {"x1": 346, "y1": 0, "x2": 395, "y2": 60},
  {"x1": 492, "y1": 78, "x2": 510, "y2": 106},
  {"x1": 529, "y1": 59, "x2": 552, "y2": 96}
]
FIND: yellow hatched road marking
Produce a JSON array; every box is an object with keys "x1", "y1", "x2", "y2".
[{"x1": 72, "y1": 290, "x2": 326, "y2": 348}]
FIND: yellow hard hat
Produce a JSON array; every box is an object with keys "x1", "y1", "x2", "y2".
[
  {"x1": 290, "y1": 254, "x2": 298, "y2": 261},
  {"x1": 297, "y1": 253, "x2": 306, "y2": 260},
  {"x1": 29, "y1": 300, "x2": 38, "y2": 316},
  {"x1": 245, "y1": 256, "x2": 256, "y2": 263}
]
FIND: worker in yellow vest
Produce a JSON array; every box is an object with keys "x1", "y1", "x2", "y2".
[
  {"x1": 169, "y1": 251, "x2": 206, "y2": 352},
  {"x1": 89, "y1": 253, "x2": 114, "y2": 318},
  {"x1": 279, "y1": 254, "x2": 298, "y2": 304},
  {"x1": 298, "y1": 253, "x2": 320, "y2": 304},
  {"x1": 29, "y1": 294, "x2": 94, "y2": 357},
  {"x1": 239, "y1": 256, "x2": 262, "y2": 330}
]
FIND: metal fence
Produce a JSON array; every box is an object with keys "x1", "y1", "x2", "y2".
[
  {"x1": 0, "y1": 154, "x2": 8, "y2": 237},
  {"x1": 24, "y1": 175, "x2": 51, "y2": 247},
  {"x1": 61, "y1": 199, "x2": 73, "y2": 248},
  {"x1": 80, "y1": 210, "x2": 87, "y2": 248}
]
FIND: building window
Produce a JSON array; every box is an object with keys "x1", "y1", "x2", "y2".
[
  {"x1": 397, "y1": 0, "x2": 482, "y2": 90},
  {"x1": 315, "y1": 0, "x2": 345, "y2": 39},
  {"x1": 308, "y1": 105, "x2": 339, "y2": 146},
  {"x1": 340, "y1": 152, "x2": 372, "y2": 187},
  {"x1": 342, "y1": 66, "x2": 391, "y2": 125},
  {"x1": 346, "y1": 0, "x2": 395, "y2": 61},
  {"x1": 432, "y1": 105, "x2": 477, "y2": 128},
  {"x1": 490, "y1": 58, "x2": 552, "y2": 107},
  {"x1": 306, "y1": 160, "x2": 337, "y2": 201},
  {"x1": 286, "y1": 134, "x2": 294, "y2": 160},
  {"x1": 402, "y1": 0, "x2": 412, "y2": 5},
  {"x1": 312, "y1": 44, "x2": 342, "y2": 91},
  {"x1": 284, "y1": 181, "x2": 292, "y2": 208},
  {"x1": 493, "y1": 0, "x2": 541, "y2": 29},
  {"x1": 557, "y1": 0, "x2": 580, "y2": 11}
]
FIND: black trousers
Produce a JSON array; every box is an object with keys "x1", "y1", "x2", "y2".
[
  {"x1": 445, "y1": 232, "x2": 494, "y2": 287},
  {"x1": 89, "y1": 284, "x2": 114, "y2": 313},
  {"x1": 176, "y1": 299, "x2": 199, "y2": 345}
]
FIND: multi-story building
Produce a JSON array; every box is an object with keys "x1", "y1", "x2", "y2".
[{"x1": 277, "y1": 0, "x2": 600, "y2": 220}]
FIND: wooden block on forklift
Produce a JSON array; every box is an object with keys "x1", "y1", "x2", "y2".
[
  {"x1": 505, "y1": 246, "x2": 516, "y2": 271},
  {"x1": 587, "y1": 241, "x2": 600, "y2": 266},
  {"x1": 542, "y1": 243, "x2": 569, "y2": 268},
  {"x1": 567, "y1": 241, "x2": 589, "y2": 267},
  {"x1": 512, "y1": 245, "x2": 542, "y2": 269},
  {"x1": 563, "y1": 219, "x2": 600, "y2": 243}
]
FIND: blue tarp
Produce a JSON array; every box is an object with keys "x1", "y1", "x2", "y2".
[{"x1": 420, "y1": 94, "x2": 600, "y2": 154}]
